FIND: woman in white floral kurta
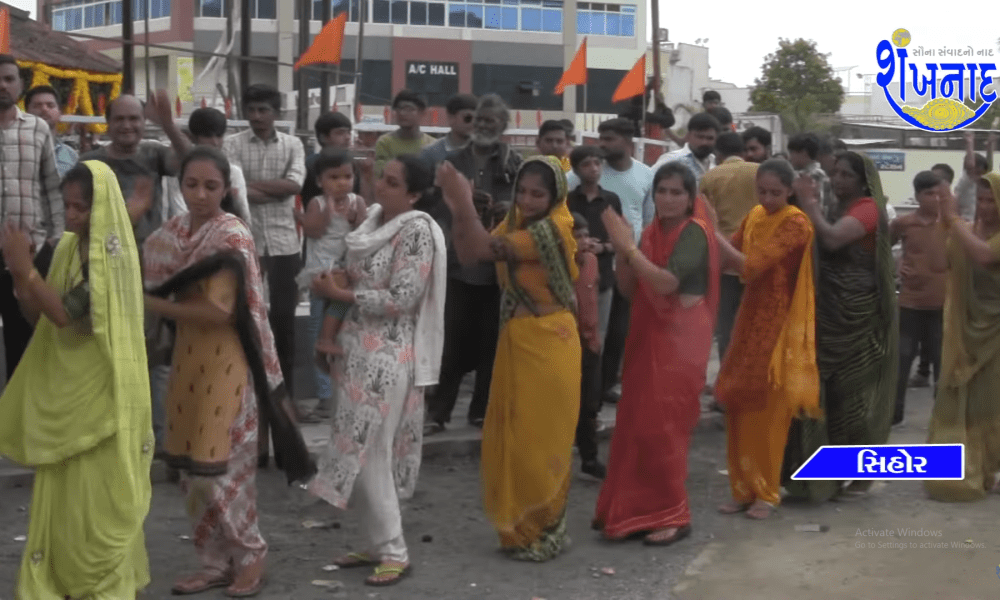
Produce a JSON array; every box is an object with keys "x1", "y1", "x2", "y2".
[{"x1": 308, "y1": 156, "x2": 446, "y2": 588}]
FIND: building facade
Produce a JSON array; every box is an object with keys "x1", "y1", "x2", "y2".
[{"x1": 39, "y1": 0, "x2": 651, "y2": 117}]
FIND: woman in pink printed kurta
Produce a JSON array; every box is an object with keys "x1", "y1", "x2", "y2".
[{"x1": 308, "y1": 156, "x2": 446, "y2": 587}]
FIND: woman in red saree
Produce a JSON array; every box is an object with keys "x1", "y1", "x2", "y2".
[{"x1": 593, "y1": 162, "x2": 720, "y2": 546}]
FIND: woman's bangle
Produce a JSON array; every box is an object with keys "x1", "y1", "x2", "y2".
[
  {"x1": 627, "y1": 246, "x2": 641, "y2": 263},
  {"x1": 26, "y1": 269, "x2": 40, "y2": 285}
]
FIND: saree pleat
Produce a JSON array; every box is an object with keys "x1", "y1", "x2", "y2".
[
  {"x1": 782, "y1": 153, "x2": 898, "y2": 502},
  {"x1": 925, "y1": 172, "x2": 1000, "y2": 501}
]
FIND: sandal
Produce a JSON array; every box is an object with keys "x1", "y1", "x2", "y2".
[
  {"x1": 746, "y1": 501, "x2": 775, "y2": 520},
  {"x1": 643, "y1": 524, "x2": 692, "y2": 546},
  {"x1": 333, "y1": 552, "x2": 379, "y2": 568},
  {"x1": 717, "y1": 501, "x2": 751, "y2": 514},
  {"x1": 171, "y1": 571, "x2": 232, "y2": 595},
  {"x1": 365, "y1": 562, "x2": 411, "y2": 587}
]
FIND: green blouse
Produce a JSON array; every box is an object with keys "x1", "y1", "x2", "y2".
[{"x1": 665, "y1": 222, "x2": 708, "y2": 296}]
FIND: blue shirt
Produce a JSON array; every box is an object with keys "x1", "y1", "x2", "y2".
[{"x1": 567, "y1": 160, "x2": 654, "y2": 245}]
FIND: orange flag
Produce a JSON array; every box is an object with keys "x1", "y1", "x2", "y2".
[
  {"x1": 611, "y1": 54, "x2": 646, "y2": 104},
  {"x1": 0, "y1": 8, "x2": 10, "y2": 55},
  {"x1": 294, "y1": 11, "x2": 348, "y2": 70},
  {"x1": 554, "y1": 38, "x2": 587, "y2": 95}
]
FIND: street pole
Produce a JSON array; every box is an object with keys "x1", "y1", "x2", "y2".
[
  {"x1": 122, "y1": 0, "x2": 134, "y2": 93},
  {"x1": 297, "y1": 0, "x2": 310, "y2": 135},
  {"x1": 240, "y1": 0, "x2": 251, "y2": 111},
  {"x1": 144, "y1": 0, "x2": 151, "y2": 98},
  {"x1": 354, "y1": 0, "x2": 365, "y2": 119},
  {"x1": 319, "y1": 0, "x2": 332, "y2": 113},
  {"x1": 650, "y1": 0, "x2": 661, "y2": 93}
]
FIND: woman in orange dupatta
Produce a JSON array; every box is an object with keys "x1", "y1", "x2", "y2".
[
  {"x1": 593, "y1": 162, "x2": 720, "y2": 546},
  {"x1": 714, "y1": 159, "x2": 820, "y2": 520},
  {"x1": 438, "y1": 156, "x2": 581, "y2": 561}
]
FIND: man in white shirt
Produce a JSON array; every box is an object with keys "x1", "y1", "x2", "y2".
[
  {"x1": 651, "y1": 112, "x2": 720, "y2": 185},
  {"x1": 954, "y1": 131, "x2": 992, "y2": 223},
  {"x1": 566, "y1": 118, "x2": 654, "y2": 403}
]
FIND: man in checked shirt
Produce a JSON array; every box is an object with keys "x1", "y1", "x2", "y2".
[
  {"x1": 223, "y1": 84, "x2": 307, "y2": 467},
  {"x1": 0, "y1": 54, "x2": 63, "y2": 380}
]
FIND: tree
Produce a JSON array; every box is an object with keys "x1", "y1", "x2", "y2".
[{"x1": 749, "y1": 39, "x2": 845, "y2": 134}]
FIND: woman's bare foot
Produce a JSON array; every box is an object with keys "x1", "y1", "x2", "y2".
[
  {"x1": 745, "y1": 500, "x2": 775, "y2": 520},
  {"x1": 225, "y1": 557, "x2": 265, "y2": 597},
  {"x1": 717, "y1": 501, "x2": 751, "y2": 514}
]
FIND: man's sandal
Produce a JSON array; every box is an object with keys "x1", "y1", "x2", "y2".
[
  {"x1": 171, "y1": 571, "x2": 232, "y2": 595},
  {"x1": 365, "y1": 562, "x2": 411, "y2": 587},
  {"x1": 333, "y1": 552, "x2": 379, "y2": 568}
]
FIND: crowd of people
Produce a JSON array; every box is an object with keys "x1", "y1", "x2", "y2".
[{"x1": 0, "y1": 48, "x2": 999, "y2": 598}]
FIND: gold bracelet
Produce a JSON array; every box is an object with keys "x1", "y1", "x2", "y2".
[
  {"x1": 627, "y1": 246, "x2": 641, "y2": 262},
  {"x1": 26, "y1": 269, "x2": 40, "y2": 284}
]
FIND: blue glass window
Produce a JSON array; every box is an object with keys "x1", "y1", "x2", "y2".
[
  {"x1": 256, "y1": 0, "x2": 275, "y2": 18},
  {"x1": 605, "y1": 12, "x2": 619, "y2": 35},
  {"x1": 53, "y1": 11, "x2": 66, "y2": 30},
  {"x1": 576, "y1": 11, "x2": 588, "y2": 33},
  {"x1": 501, "y1": 6, "x2": 516, "y2": 28},
  {"x1": 84, "y1": 5, "x2": 96, "y2": 27},
  {"x1": 201, "y1": 0, "x2": 221, "y2": 17},
  {"x1": 111, "y1": 0, "x2": 122, "y2": 23},
  {"x1": 541, "y1": 8, "x2": 559, "y2": 31},
  {"x1": 391, "y1": 0, "x2": 408, "y2": 22},
  {"x1": 521, "y1": 6, "x2": 540, "y2": 30},
  {"x1": 428, "y1": 2, "x2": 445, "y2": 24},
  {"x1": 70, "y1": 7, "x2": 83, "y2": 29},
  {"x1": 133, "y1": 0, "x2": 146, "y2": 20},
  {"x1": 621, "y1": 14, "x2": 634, "y2": 36},
  {"x1": 589, "y1": 12, "x2": 604, "y2": 34},
  {"x1": 465, "y1": 4, "x2": 483, "y2": 26},
  {"x1": 373, "y1": 0, "x2": 390, "y2": 22},
  {"x1": 485, "y1": 5, "x2": 501, "y2": 28},
  {"x1": 154, "y1": 0, "x2": 171, "y2": 18},
  {"x1": 411, "y1": 1, "x2": 427, "y2": 24},
  {"x1": 448, "y1": 4, "x2": 465, "y2": 26}
]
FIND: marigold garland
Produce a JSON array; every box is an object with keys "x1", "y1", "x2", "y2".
[{"x1": 15, "y1": 60, "x2": 122, "y2": 134}]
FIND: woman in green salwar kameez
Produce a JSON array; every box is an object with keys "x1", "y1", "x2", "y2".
[
  {"x1": 925, "y1": 172, "x2": 1000, "y2": 502},
  {"x1": 782, "y1": 151, "x2": 898, "y2": 503},
  {"x1": 0, "y1": 161, "x2": 153, "y2": 599}
]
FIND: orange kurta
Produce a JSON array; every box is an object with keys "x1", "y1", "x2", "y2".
[{"x1": 715, "y1": 206, "x2": 816, "y2": 505}]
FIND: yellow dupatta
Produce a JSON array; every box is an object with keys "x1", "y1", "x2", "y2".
[{"x1": 741, "y1": 204, "x2": 822, "y2": 418}]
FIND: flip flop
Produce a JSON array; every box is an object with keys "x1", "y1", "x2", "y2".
[
  {"x1": 171, "y1": 572, "x2": 232, "y2": 595},
  {"x1": 643, "y1": 524, "x2": 692, "y2": 547},
  {"x1": 365, "y1": 562, "x2": 411, "y2": 587}
]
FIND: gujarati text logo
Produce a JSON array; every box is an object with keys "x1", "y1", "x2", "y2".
[{"x1": 876, "y1": 29, "x2": 997, "y2": 131}]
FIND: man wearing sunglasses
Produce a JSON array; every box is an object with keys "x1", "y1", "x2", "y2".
[
  {"x1": 374, "y1": 89, "x2": 437, "y2": 177},
  {"x1": 421, "y1": 93, "x2": 478, "y2": 168}
]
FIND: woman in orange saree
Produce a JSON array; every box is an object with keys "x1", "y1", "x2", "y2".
[
  {"x1": 714, "y1": 159, "x2": 820, "y2": 520},
  {"x1": 593, "y1": 162, "x2": 720, "y2": 546}
]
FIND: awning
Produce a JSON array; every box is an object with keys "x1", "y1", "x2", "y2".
[{"x1": 841, "y1": 138, "x2": 897, "y2": 146}]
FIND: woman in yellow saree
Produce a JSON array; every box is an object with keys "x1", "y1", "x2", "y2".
[
  {"x1": 925, "y1": 172, "x2": 1000, "y2": 501},
  {"x1": 438, "y1": 155, "x2": 581, "y2": 561},
  {"x1": 0, "y1": 161, "x2": 153, "y2": 599}
]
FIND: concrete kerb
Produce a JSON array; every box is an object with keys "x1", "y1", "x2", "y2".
[{"x1": 0, "y1": 410, "x2": 725, "y2": 489}]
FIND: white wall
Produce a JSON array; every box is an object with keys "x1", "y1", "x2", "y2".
[{"x1": 870, "y1": 148, "x2": 968, "y2": 207}]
